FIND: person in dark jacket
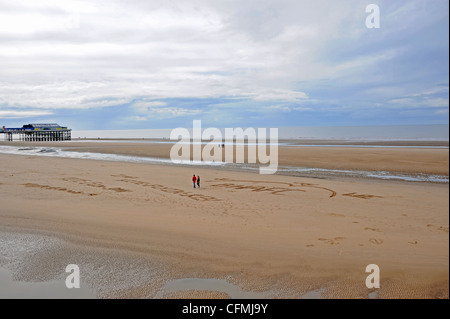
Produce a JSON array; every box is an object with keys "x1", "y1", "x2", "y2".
[{"x1": 197, "y1": 175, "x2": 200, "y2": 188}]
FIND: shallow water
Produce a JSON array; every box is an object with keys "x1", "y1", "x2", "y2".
[
  {"x1": 71, "y1": 125, "x2": 449, "y2": 141},
  {"x1": 0, "y1": 229, "x2": 165, "y2": 299},
  {"x1": 277, "y1": 166, "x2": 449, "y2": 183},
  {"x1": 301, "y1": 288, "x2": 324, "y2": 299},
  {"x1": 155, "y1": 278, "x2": 273, "y2": 299},
  {"x1": 67, "y1": 139, "x2": 449, "y2": 148},
  {"x1": 0, "y1": 267, "x2": 96, "y2": 299},
  {"x1": 368, "y1": 291, "x2": 379, "y2": 299},
  {"x1": 0, "y1": 145, "x2": 447, "y2": 183}
]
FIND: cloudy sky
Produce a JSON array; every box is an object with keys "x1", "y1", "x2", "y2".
[{"x1": 0, "y1": 0, "x2": 448, "y2": 130}]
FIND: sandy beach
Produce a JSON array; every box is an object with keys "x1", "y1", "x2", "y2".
[
  {"x1": 0, "y1": 0, "x2": 448, "y2": 303},
  {"x1": 0, "y1": 141, "x2": 448, "y2": 298}
]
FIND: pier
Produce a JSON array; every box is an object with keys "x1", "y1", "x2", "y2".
[{"x1": 0, "y1": 124, "x2": 71, "y2": 141}]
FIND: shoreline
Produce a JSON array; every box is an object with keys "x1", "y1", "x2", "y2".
[
  {"x1": 0, "y1": 141, "x2": 448, "y2": 184},
  {"x1": 1, "y1": 140, "x2": 449, "y2": 171},
  {"x1": 5, "y1": 137, "x2": 447, "y2": 147}
]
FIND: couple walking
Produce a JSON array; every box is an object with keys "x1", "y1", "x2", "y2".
[{"x1": 192, "y1": 174, "x2": 200, "y2": 188}]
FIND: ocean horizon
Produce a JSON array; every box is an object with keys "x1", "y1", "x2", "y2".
[{"x1": 71, "y1": 124, "x2": 449, "y2": 141}]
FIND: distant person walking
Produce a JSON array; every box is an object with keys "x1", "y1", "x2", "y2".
[
  {"x1": 192, "y1": 174, "x2": 197, "y2": 188},
  {"x1": 197, "y1": 175, "x2": 200, "y2": 188}
]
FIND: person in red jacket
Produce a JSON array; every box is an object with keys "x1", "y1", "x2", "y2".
[{"x1": 192, "y1": 174, "x2": 197, "y2": 188}]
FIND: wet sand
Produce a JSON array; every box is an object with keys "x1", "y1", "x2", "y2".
[
  {"x1": 0, "y1": 151, "x2": 448, "y2": 298},
  {"x1": 0, "y1": 266, "x2": 96, "y2": 299},
  {"x1": 1, "y1": 140, "x2": 448, "y2": 175}
]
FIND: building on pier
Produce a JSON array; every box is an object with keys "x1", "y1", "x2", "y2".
[{"x1": 0, "y1": 123, "x2": 71, "y2": 141}]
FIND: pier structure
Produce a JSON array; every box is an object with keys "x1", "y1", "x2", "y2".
[{"x1": 0, "y1": 124, "x2": 71, "y2": 141}]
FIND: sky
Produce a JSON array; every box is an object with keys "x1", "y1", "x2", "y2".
[{"x1": 0, "y1": 0, "x2": 448, "y2": 130}]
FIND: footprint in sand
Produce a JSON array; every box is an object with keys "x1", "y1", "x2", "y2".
[
  {"x1": 364, "y1": 227, "x2": 381, "y2": 232},
  {"x1": 63, "y1": 178, "x2": 131, "y2": 193},
  {"x1": 343, "y1": 192, "x2": 383, "y2": 199},
  {"x1": 369, "y1": 238, "x2": 383, "y2": 245},
  {"x1": 211, "y1": 178, "x2": 337, "y2": 198},
  {"x1": 408, "y1": 241, "x2": 418, "y2": 245},
  {"x1": 119, "y1": 179, "x2": 221, "y2": 201},
  {"x1": 209, "y1": 182, "x2": 299, "y2": 195},
  {"x1": 111, "y1": 174, "x2": 138, "y2": 179},
  {"x1": 438, "y1": 226, "x2": 449, "y2": 233},
  {"x1": 306, "y1": 244, "x2": 314, "y2": 247},
  {"x1": 23, "y1": 183, "x2": 87, "y2": 196},
  {"x1": 327, "y1": 213, "x2": 345, "y2": 218},
  {"x1": 318, "y1": 237, "x2": 346, "y2": 245},
  {"x1": 108, "y1": 187, "x2": 131, "y2": 193},
  {"x1": 66, "y1": 190, "x2": 84, "y2": 194}
]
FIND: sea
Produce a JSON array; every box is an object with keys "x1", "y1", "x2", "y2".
[
  {"x1": 71, "y1": 124, "x2": 449, "y2": 141},
  {"x1": 0, "y1": 125, "x2": 448, "y2": 183}
]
